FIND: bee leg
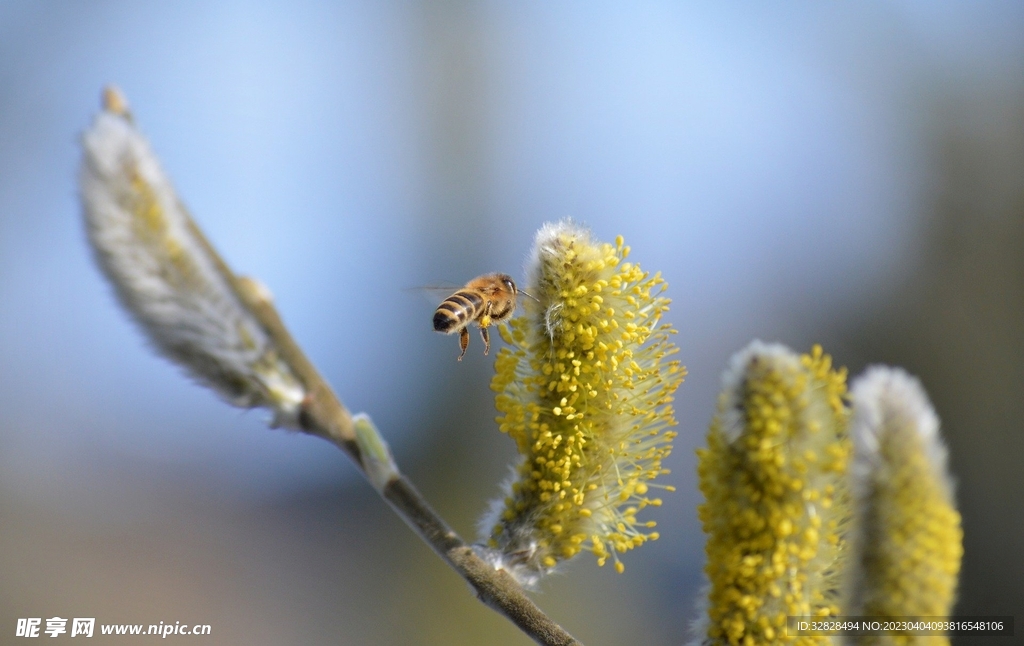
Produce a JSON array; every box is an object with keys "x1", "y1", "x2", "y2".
[
  {"x1": 480, "y1": 325, "x2": 491, "y2": 355},
  {"x1": 457, "y1": 327, "x2": 469, "y2": 361}
]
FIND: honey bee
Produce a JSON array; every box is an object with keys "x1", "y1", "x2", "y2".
[{"x1": 433, "y1": 273, "x2": 524, "y2": 361}]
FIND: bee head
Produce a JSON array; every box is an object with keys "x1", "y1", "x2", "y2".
[{"x1": 499, "y1": 274, "x2": 517, "y2": 294}]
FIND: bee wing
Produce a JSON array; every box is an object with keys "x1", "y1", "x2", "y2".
[{"x1": 405, "y1": 284, "x2": 462, "y2": 306}]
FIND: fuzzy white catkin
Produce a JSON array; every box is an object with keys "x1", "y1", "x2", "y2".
[
  {"x1": 79, "y1": 88, "x2": 305, "y2": 427},
  {"x1": 846, "y1": 366, "x2": 962, "y2": 628},
  {"x1": 849, "y1": 366, "x2": 949, "y2": 498}
]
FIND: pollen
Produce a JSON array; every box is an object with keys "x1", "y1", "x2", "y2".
[{"x1": 483, "y1": 221, "x2": 684, "y2": 582}]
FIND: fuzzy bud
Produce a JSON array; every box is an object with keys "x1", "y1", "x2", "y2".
[{"x1": 79, "y1": 87, "x2": 305, "y2": 428}]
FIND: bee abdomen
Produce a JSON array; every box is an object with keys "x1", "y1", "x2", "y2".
[
  {"x1": 433, "y1": 290, "x2": 483, "y2": 332},
  {"x1": 433, "y1": 308, "x2": 458, "y2": 332}
]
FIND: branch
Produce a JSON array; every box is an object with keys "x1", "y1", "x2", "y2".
[
  {"x1": 79, "y1": 87, "x2": 580, "y2": 646},
  {"x1": 239, "y1": 280, "x2": 581, "y2": 646}
]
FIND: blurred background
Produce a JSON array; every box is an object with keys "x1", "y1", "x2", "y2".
[{"x1": 1, "y1": 2, "x2": 1022, "y2": 644}]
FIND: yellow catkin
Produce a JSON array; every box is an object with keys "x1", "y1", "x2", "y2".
[
  {"x1": 847, "y1": 367, "x2": 963, "y2": 646},
  {"x1": 697, "y1": 342, "x2": 850, "y2": 645},
  {"x1": 484, "y1": 221, "x2": 684, "y2": 584}
]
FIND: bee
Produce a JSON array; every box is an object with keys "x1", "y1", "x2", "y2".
[{"x1": 433, "y1": 273, "x2": 524, "y2": 361}]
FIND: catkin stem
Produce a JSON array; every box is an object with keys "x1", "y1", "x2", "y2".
[{"x1": 237, "y1": 275, "x2": 581, "y2": 646}]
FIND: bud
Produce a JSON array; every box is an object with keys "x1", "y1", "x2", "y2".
[
  {"x1": 79, "y1": 87, "x2": 305, "y2": 427},
  {"x1": 480, "y1": 221, "x2": 684, "y2": 586}
]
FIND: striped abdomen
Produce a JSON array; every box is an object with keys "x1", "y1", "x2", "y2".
[{"x1": 433, "y1": 289, "x2": 485, "y2": 333}]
